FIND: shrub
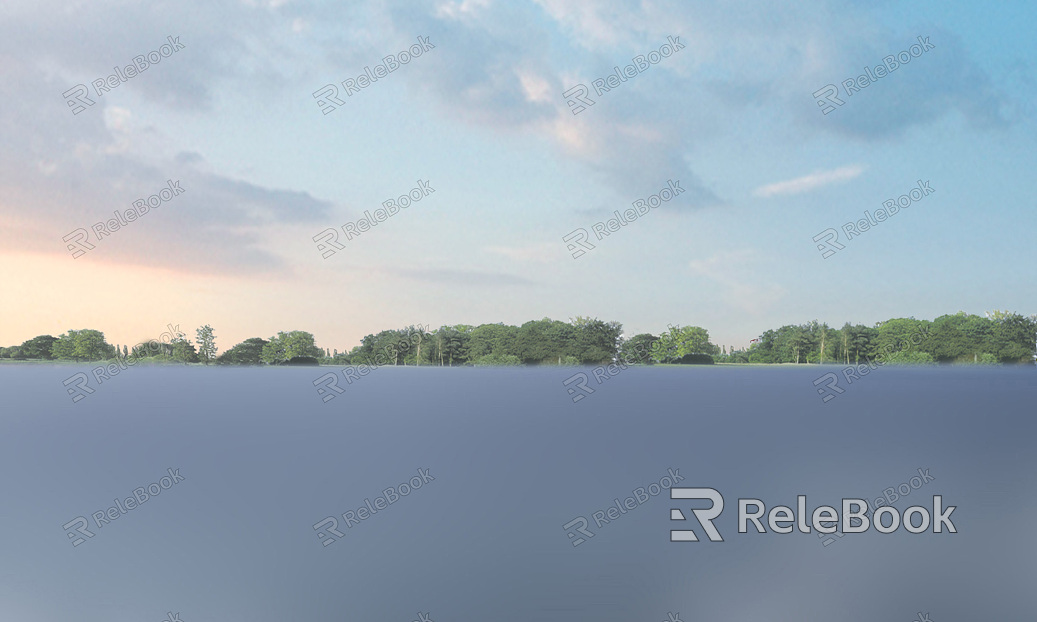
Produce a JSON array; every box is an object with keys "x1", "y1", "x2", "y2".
[
  {"x1": 473, "y1": 353, "x2": 522, "y2": 366},
  {"x1": 882, "y1": 350, "x2": 936, "y2": 365},
  {"x1": 673, "y1": 353, "x2": 715, "y2": 365},
  {"x1": 956, "y1": 353, "x2": 1000, "y2": 366},
  {"x1": 281, "y1": 356, "x2": 320, "y2": 366}
]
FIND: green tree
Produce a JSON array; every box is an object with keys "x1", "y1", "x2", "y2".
[
  {"x1": 349, "y1": 330, "x2": 404, "y2": 366},
  {"x1": 787, "y1": 325, "x2": 814, "y2": 364},
  {"x1": 371, "y1": 329, "x2": 411, "y2": 365},
  {"x1": 747, "y1": 330, "x2": 777, "y2": 363},
  {"x1": 848, "y1": 324, "x2": 876, "y2": 364},
  {"x1": 468, "y1": 323, "x2": 520, "y2": 360},
  {"x1": 3, "y1": 346, "x2": 24, "y2": 359},
  {"x1": 806, "y1": 321, "x2": 832, "y2": 364},
  {"x1": 195, "y1": 325, "x2": 217, "y2": 365},
  {"x1": 651, "y1": 324, "x2": 715, "y2": 363},
  {"x1": 52, "y1": 329, "x2": 113, "y2": 362},
  {"x1": 569, "y1": 316, "x2": 622, "y2": 364},
  {"x1": 883, "y1": 350, "x2": 937, "y2": 365},
  {"x1": 19, "y1": 335, "x2": 58, "y2": 360},
  {"x1": 261, "y1": 331, "x2": 324, "y2": 364},
  {"x1": 986, "y1": 311, "x2": 1036, "y2": 363},
  {"x1": 753, "y1": 325, "x2": 807, "y2": 363},
  {"x1": 217, "y1": 338, "x2": 269, "y2": 365},
  {"x1": 873, "y1": 317, "x2": 931, "y2": 361},
  {"x1": 430, "y1": 325, "x2": 470, "y2": 366},
  {"x1": 619, "y1": 333, "x2": 658, "y2": 364},
  {"x1": 926, "y1": 312, "x2": 990, "y2": 362},
  {"x1": 959, "y1": 314, "x2": 994, "y2": 359},
  {"x1": 513, "y1": 318, "x2": 575, "y2": 364},
  {"x1": 401, "y1": 324, "x2": 431, "y2": 365},
  {"x1": 164, "y1": 327, "x2": 199, "y2": 363}
]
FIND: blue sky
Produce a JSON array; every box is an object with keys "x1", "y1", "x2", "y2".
[{"x1": 1, "y1": 0, "x2": 1034, "y2": 352}]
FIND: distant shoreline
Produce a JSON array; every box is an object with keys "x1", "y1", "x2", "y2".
[{"x1": 2, "y1": 359, "x2": 1029, "y2": 369}]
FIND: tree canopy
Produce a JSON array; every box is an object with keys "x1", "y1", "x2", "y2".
[
  {"x1": 3, "y1": 311, "x2": 1034, "y2": 367},
  {"x1": 261, "y1": 331, "x2": 324, "y2": 364}
]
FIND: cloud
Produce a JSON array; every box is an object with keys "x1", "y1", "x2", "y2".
[
  {"x1": 435, "y1": 0, "x2": 491, "y2": 22},
  {"x1": 0, "y1": 59, "x2": 335, "y2": 275},
  {"x1": 0, "y1": 0, "x2": 1016, "y2": 280},
  {"x1": 753, "y1": 165, "x2": 864, "y2": 198},
  {"x1": 789, "y1": 29, "x2": 1013, "y2": 138},
  {"x1": 304, "y1": 0, "x2": 722, "y2": 202}
]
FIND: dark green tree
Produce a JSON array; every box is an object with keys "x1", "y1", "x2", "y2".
[
  {"x1": 513, "y1": 318, "x2": 574, "y2": 364},
  {"x1": 52, "y1": 329, "x2": 113, "y2": 362},
  {"x1": 261, "y1": 331, "x2": 324, "y2": 364},
  {"x1": 19, "y1": 335, "x2": 58, "y2": 360},
  {"x1": 468, "y1": 323, "x2": 520, "y2": 360},
  {"x1": 651, "y1": 325, "x2": 716, "y2": 363},
  {"x1": 216, "y1": 338, "x2": 269, "y2": 365},
  {"x1": 569, "y1": 316, "x2": 622, "y2": 364},
  {"x1": 619, "y1": 333, "x2": 658, "y2": 364},
  {"x1": 430, "y1": 325, "x2": 471, "y2": 366},
  {"x1": 987, "y1": 311, "x2": 1036, "y2": 363}
]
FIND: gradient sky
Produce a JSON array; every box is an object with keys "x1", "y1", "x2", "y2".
[{"x1": 2, "y1": 0, "x2": 1035, "y2": 354}]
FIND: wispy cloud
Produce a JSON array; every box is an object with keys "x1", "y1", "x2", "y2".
[{"x1": 753, "y1": 165, "x2": 863, "y2": 198}]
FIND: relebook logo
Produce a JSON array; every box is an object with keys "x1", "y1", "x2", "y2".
[
  {"x1": 669, "y1": 487, "x2": 957, "y2": 542},
  {"x1": 62, "y1": 468, "x2": 186, "y2": 547},
  {"x1": 63, "y1": 35, "x2": 186, "y2": 115}
]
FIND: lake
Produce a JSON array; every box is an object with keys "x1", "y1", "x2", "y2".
[{"x1": 1, "y1": 364, "x2": 1034, "y2": 621}]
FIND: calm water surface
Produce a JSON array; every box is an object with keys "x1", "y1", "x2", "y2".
[{"x1": 1, "y1": 364, "x2": 1034, "y2": 621}]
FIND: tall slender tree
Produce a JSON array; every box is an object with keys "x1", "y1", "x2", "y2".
[{"x1": 195, "y1": 325, "x2": 217, "y2": 365}]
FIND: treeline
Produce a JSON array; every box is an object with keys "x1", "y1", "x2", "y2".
[
  {"x1": 0, "y1": 326, "x2": 218, "y2": 365},
  {"x1": 2, "y1": 311, "x2": 1034, "y2": 367},
  {"x1": 0, "y1": 326, "x2": 322, "y2": 366},
  {"x1": 726, "y1": 311, "x2": 1037, "y2": 365},
  {"x1": 0, "y1": 317, "x2": 684, "y2": 366},
  {"x1": 328, "y1": 318, "x2": 626, "y2": 367}
]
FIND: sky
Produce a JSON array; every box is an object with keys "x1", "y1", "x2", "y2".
[{"x1": 1, "y1": 0, "x2": 1035, "y2": 354}]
